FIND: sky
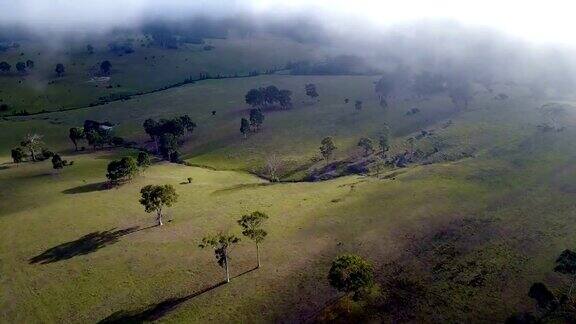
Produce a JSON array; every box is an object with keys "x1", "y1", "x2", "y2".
[{"x1": 2, "y1": 0, "x2": 576, "y2": 46}]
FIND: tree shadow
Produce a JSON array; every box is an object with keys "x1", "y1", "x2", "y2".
[
  {"x1": 98, "y1": 267, "x2": 258, "y2": 323},
  {"x1": 29, "y1": 226, "x2": 155, "y2": 264},
  {"x1": 62, "y1": 181, "x2": 109, "y2": 194}
]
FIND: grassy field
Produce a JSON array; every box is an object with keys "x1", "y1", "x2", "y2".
[
  {"x1": 0, "y1": 36, "x2": 318, "y2": 114},
  {"x1": 2, "y1": 38, "x2": 576, "y2": 322}
]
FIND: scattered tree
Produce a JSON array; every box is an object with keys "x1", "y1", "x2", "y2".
[
  {"x1": 139, "y1": 184, "x2": 178, "y2": 226},
  {"x1": 0, "y1": 61, "x2": 11, "y2": 73},
  {"x1": 51, "y1": 154, "x2": 68, "y2": 170},
  {"x1": 100, "y1": 60, "x2": 112, "y2": 75},
  {"x1": 320, "y1": 137, "x2": 337, "y2": 162},
  {"x1": 245, "y1": 86, "x2": 292, "y2": 109},
  {"x1": 15, "y1": 62, "x2": 26, "y2": 74},
  {"x1": 20, "y1": 133, "x2": 43, "y2": 161},
  {"x1": 249, "y1": 108, "x2": 264, "y2": 132},
  {"x1": 305, "y1": 83, "x2": 319, "y2": 101},
  {"x1": 86, "y1": 44, "x2": 94, "y2": 54},
  {"x1": 357, "y1": 137, "x2": 374, "y2": 157},
  {"x1": 240, "y1": 118, "x2": 250, "y2": 138},
  {"x1": 528, "y1": 283, "x2": 557, "y2": 309},
  {"x1": 55, "y1": 63, "x2": 65, "y2": 77},
  {"x1": 355, "y1": 100, "x2": 363, "y2": 111},
  {"x1": 199, "y1": 233, "x2": 241, "y2": 283},
  {"x1": 328, "y1": 254, "x2": 375, "y2": 300},
  {"x1": 448, "y1": 80, "x2": 473, "y2": 110},
  {"x1": 106, "y1": 157, "x2": 138, "y2": 184},
  {"x1": 68, "y1": 127, "x2": 84, "y2": 151},
  {"x1": 555, "y1": 249, "x2": 576, "y2": 297},
  {"x1": 25, "y1": 59, "x2": 34, "y2": 69},
  {"x1": 237, "y1": 211, "x2": 269, "y2": 268},
  {"x1": 264, "y1": 154, "x2": 283, "y2": 182}
]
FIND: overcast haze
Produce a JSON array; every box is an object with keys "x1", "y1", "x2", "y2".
[{"x1": 2, "y1": 0, "x2": 576, "y2": 46}]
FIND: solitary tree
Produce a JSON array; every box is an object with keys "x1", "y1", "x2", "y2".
[
  {"x1": 69, "y1": 127, "x2": 84, "y2": 151},
  {"x1": 15, "y1": 62, "x2": 26, "y2": 74},
  {"x1": 106, "y1": 157, "x2": 138, "y2": 184},
  {"x1": 264, "y1": 154, "x2": 283, "y2": 182},
  {"x1": 25, "y1": 59, "x2": 34, "y2": 69},
  {"x1": 139, "y1": 184, "x2": 178, "y2": 226},
  {"x1": 357, "y1": 137, "x2": 374, "y2": 157},
  {"x1": 238, "y1": 211, "x2": 269, "y2": 268},
  {"x1": 240, "y1": 118, "x2": 250, "y2": 138},
  {"x1": 320, "y1": 137, "x2": 336, "y2": 162},
  {"x1": 100, "y1": 60, "x2": 112, "y2": 75},
  {"x1": 328, "y1": 254, "x2": 375, "y2": 300},
  {"x1": 378, "y1": 127, "x2": 390, "y2": 155},
  {"x1": 199, "y1": 233, "x2": 241, "y2": 283},
  {"x1": 0, "y1": 61, "x2": 11, "y2": 73},
  {"x1": 55, "y1": 63, "x2": 65, "y2": 77},
  {"x1": 11, "y1": 147, "x2": 25, "y2": 164},
  {"x1": 355, "y1": 100, "x2": 363, "y2": 111},
  {"x1": 21, "y1": 133, "x2": 43, "y2": 161},
  {"x1": 305, "y1": 83, "x2": 319, "y2": 101}
]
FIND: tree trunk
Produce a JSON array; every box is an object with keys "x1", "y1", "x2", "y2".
[
  {"x1": 30, "y1": 148, "x2": 36, "y2": 161},
  {"x1": 224, "y1": 253, "x2": 230, "y2": 283},
  {"x1": 157, "y1": 208, "x2": 163, "y2": 226},
  {"x1": 256, "y1": 243, "x2": 260, "y2": 268},
  {"x1": 569, "y1": 275, "x2": 576, "y2": 298}
]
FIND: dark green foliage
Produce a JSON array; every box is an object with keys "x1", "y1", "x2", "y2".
[
  {"x1": 51, "y1": 154, "x2": 68, "y2": 170},
  {"x1": 139, "y1": 184, "x2": 178, "y2": 226},
  {"x1": 106, "y1": 157, "x2": 138, "y2": 184},
  {"x1": 528, "y1": 283, "x2": 556, "y2": 309},
  {"x1": 137, "y1": 152, "x2": 151, "y2": 168},
  {"x1": 555, "y1": 249, "x2": 576, "y2": 275},
  {"x1": 249, "y1": 108, "x2": 264, "y2": 132},
  {"x1": 240, "y1": 118, "x2": 250, "y2": 138},
  {"x1": 0, "y1": 61, "x2": 11, "y2": 73},
  {"x1": 85, "y1": 130, "x2": 105, "y2": 150},
  {"x1": 142, "y1": 115, "x2": 195, "y2": 160},
  {"x1": 25, "y1": 60, "x2": 34, "y2": 69},
  {"x1": 357, "y1": 137, "x2": 374, "y2": 157},
  {"x1": 245, "y1": 86, "x2": 292, "y2": 109},
  {"x1": 505, "y1": 312, "x2": 537, "y2": 324},
  {"x1": 100, "y1": 60, "x2": 112, "y2": 75},
  {"x1": 328, "y1": 254, "x2": 374, "y2": 300},
  {"x1": 320, "y1": 137, "x2": 336, "y2": 161},
  {"x1": 55, "y1": 63, "x2": 65, "y2": 77},
  {"x1": 159, "y1": 133, "x2": 180, "y2": 161},
  {"x1": 15, "y1": 62, "x2": 26, "y2": 73},
  {"x1": 68, "y1": 127, "x2": 84, "y2": 151},
  {"x1": 11, "y1": 147, "x2": 25, "y2": 163}
]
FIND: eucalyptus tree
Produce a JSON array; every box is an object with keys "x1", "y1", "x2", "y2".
[{"x1": 237, "y1": 211, "x2": 269, "y2": 268}]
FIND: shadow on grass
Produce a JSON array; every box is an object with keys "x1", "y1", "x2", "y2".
[
  {"x1": 62, "y1": 182, "x2": 109, "y2": 194},
  {"x1": 98, "y1": 267, "x2": 258, "y2": 323},
  {"x1": 29, "y1": 225, "x2": 156, "y2": 264}
]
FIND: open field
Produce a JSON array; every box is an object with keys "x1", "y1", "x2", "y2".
[{"x1": 2, "y1": 69, "x2": 576, "y2": 322}]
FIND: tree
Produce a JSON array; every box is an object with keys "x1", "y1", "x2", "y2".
[
  {"x1": 87, "y1": 44, "x2": 94, "y2": 54},
  {"x1": 55, "y1": 63, "x2": 65, "y2": 77},
  {"x1": 11, "y1": 147, "x2": 25, "y2": 164},
  {"x1": 106, "y1": 157, "x2": 138, "y2": 184},
  {"x1": 305, "y1": 83, "x2": 319, "y2": 101},
  {"x1": 159, "y1": 133, "x2": 179, "y2": 162},
  {"x1": 85, "y1": 130, "x2": 104, "y2": 150},
  {"x1": 100, "y1": 60, "x2": 112, "y2": 75},
  {"x1": 21, "y1": 133, "x2": 43, "y2": 161},
  {"x1": 249, "y1": 108, "x2": 264, "y2": 132},
  {"x1": 375, "y1": 74, "x2": 395, "y2": 99},
  {"x1": 51, "y1": 154, "x2": 67, "y2": 170},
  {"x1": 320, "y1": 137, "x2": 336, "y2": 162},
  {"x1": 178, "y1": 115, "x2": 196, "y2": 136},
  {"x1": 528, "y1": 283, "x2": 557, "y2": 309},
  {"x1": 25, "y1": 59, "x2": 34, "y2": 69},
  {"x1": 555, "y1": 249, "x2": 576, "y2": 297},
  {"x1": 328, "y1": 254, "x2": 375, "y2": 300},
  {"x1": 378, "y1": 127, "x2": 390, "y2": 155},
  {"x1": 245, "y1": 88, "x2": 263, "y2": 109},
  {"x1": 240, "y1": 118, "x2": 250, "y2": 138},
  {"x1": 143, "y1": 118, "x2": 159, "y2": 150},
  {"x1": 137, "y1": 151, "x2": 151, "y2": 168},
  {"x1": 265, "y1": 154, "x2": 283, "y2": 182},
  {"x1": 357, "y1": 137, "x2": 374, "y2": 157},
  {"x1": 237, "y1": 211, "x2": 269, "y2": 268},
  {"x1": 355, "y1": 100, "x2": 363, "y2": 111},
  {"x1": 15, "y1": 62, "x2": 26, "y2": 74},
  {"x1": 0, "y1": 61, "x2": 11, "y2": 73},
  {"x1": 68, "y1": 127, "x2": 84, "y2": 151},
  {"x1": 139, "y1": 184, "x2": 178, "y2": 226},
  {"x1": 199, "y1": 233, "x2": 241, "y2": 283}
]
